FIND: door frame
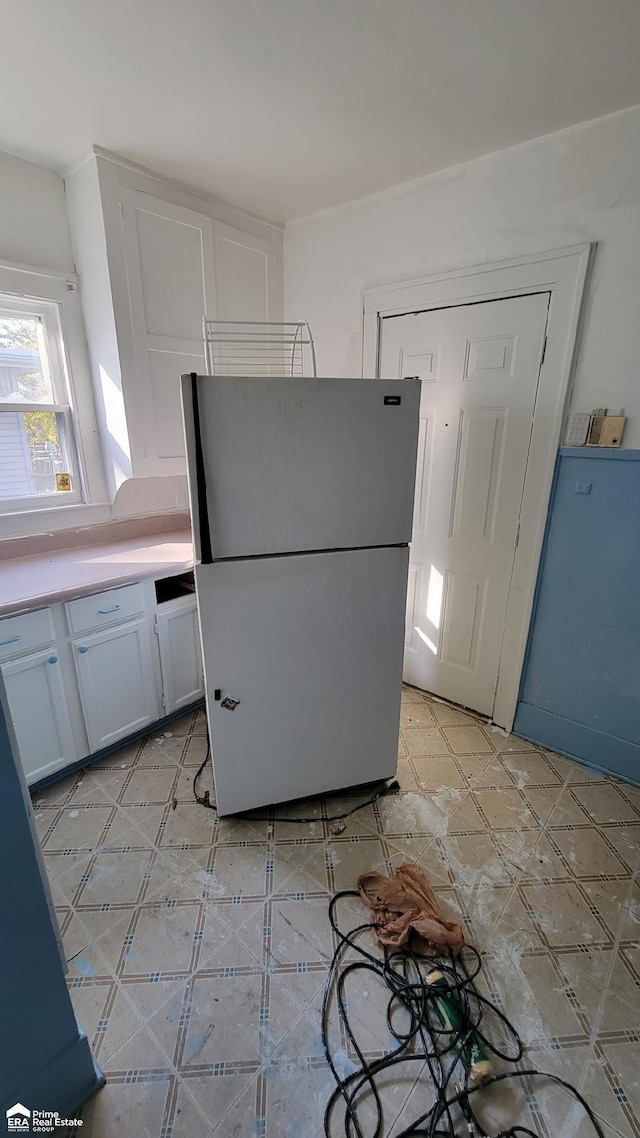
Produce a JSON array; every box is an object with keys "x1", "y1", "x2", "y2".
[{"x1": 362, "y1": 244, "x2": 593, "y2": 731}]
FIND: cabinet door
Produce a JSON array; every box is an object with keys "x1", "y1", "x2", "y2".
[
  {"x1": 213, "y1": 222, "x2": 281, "y2": 324},
  {"x1": 120, "y1": 189, "x2": 216, "y2": 477},
  {"x1": 1, "y1": 649, "x2": 76, "y2": 785},
  {"x1": 156, "y1": 600, "x2": 204, "y2": 715},
  {"x1": 73, "y1": 619, "x2": 159, "y2": 753}
]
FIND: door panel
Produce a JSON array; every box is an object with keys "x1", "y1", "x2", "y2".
[
  {"x1": 73, "y1": 619, "x2": 158, "y2": 752},
  {"x1": 380, "y1": 293, "x2": 549, "y2": 715},
  {"x1": 156, "y1": 601, "x2": 204, "y2": 714},
  {"x1": 2, "y1": 649, "x2": 76, "y2": 784},
  {"x1": 120, "y1": 189, "x2": 216, "y2": 475}
]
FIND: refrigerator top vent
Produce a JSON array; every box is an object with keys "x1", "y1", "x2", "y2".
[{"x1": 203, "y1": 319, "x2": 317, "y2": 378}]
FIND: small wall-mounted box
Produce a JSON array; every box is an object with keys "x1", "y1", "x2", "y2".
[{"x1": 600, "y1": 415, "x2": 625, "y2": 447}]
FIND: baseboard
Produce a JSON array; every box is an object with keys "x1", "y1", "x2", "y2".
[{"x1": 513, "y1": 703, "x2": 640, "y2": 787}]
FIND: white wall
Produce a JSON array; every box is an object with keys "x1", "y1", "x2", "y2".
[
  {"x1": 285, "y1": 104, "x2": 640, "y2": 447},
  {"x1": 0, "y1": 150, "x2": 74, "y2": 272}
]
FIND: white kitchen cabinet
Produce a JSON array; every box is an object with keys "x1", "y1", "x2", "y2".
[
  {"x1": 155, "y1": 597, "x2": 204, "y2": 714},
  {"x1": 65, "y1": 149, "x2": 283, "y2": 496},
  {"x1": 72, "y1": 618, "x2": 159, "y2": 752},
  {"x1": 1, "y1": 648, "x2": 77, "y2": 784},
  {"x1": 120, "y1": 189, "x2": 216, "y2": 476}
]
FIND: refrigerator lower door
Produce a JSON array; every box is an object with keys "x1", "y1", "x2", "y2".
[{"x1": 196, "y1": 545, "x2": 409, "y2": 815}]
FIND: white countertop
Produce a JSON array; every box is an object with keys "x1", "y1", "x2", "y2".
[{"x1": 0, "y1": 529, "x2": 194, "y2": 617}]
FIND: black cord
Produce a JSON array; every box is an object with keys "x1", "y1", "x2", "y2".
[
  {"x1": 192, "y1": 713, "x2": 401, "y2": 823},
  {"x1": 322, "y1": 890, "x2": 605, "y2": 1138}
]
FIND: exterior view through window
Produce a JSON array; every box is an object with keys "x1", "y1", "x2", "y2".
[{"x1": 0, "y1": 297, "x2": 81, "y2": 510}]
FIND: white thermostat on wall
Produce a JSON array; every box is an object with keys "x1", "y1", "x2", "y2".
[{"x1": 565, "y1": 413, "x2": 590, "y2": 447}]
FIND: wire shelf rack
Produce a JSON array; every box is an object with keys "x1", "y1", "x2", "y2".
[{"x1": 203, "y1": 319, "x2": 317, "y2": 378}]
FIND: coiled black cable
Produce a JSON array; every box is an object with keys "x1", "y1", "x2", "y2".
[{"x1": 322, "y1": 890, "x2": 604, "y2": 1138}]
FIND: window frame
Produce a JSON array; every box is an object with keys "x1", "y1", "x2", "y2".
[
  {"x1": 0, "y1": 293, "x2": 83, "y2": 511},
  {"x1": 0, "y1": 260, "x2": 107, "y2": 525}
]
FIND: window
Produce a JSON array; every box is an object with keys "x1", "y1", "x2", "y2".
[{"x1": 0, "y1": 294, "x2": 83, "y2": 511}]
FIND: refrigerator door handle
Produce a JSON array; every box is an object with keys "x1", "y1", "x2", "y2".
[{"x1": 191, "y1": 372, "x2": 213, "y2": 564}]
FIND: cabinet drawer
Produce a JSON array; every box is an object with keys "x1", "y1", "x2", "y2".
[
  {"x1": 66, "y1": 583, "x2": 145, "y2": 635},
  {"x1": 0, "y1": 608, "x2": 55, "y2": 662}
]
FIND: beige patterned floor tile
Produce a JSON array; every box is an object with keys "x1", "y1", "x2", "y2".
[
  {"x1": 268, "y1": 896, "x2": 335, "y2": 966},
  {"x1": 74, "y1": 847, "x2": 156, "y2": 906},
  {"x1": 411, "y1": 752, "x2": 468, "y2": 789},
  {"x1": 401, "y1": 725, "x2": 450, "y2": 756},
  {"x1": 65, "y1": 939, "x2": 113, "y2": 981},
  {"x1": 499, "y1": 748, "x2": 564, "y2": 786},
  {"x1": 386, "y1": 834, "x2": 449, "y2": 882},
  {"x1": 121, "y1": 975, "x2": 186, "y2": 1025},
  {"x1": 76, "y1": 1075, "x2": 173, "y2": 1138},
  {"x1": 604, "y1": 823, "x2": 640, "y2": 869},
  {"x1": 468, "y1": 753, "x2": 519, "y2": 788},
  {"x1": 327, "y1": 835, "x2": 390, "y2": 891},
  {"x1": 179, "y1": 972, "x2": 265, "y2": 1067},
  {"x1": 42, "y1": 804, "x2": 114, "y2": 851},
  {"x1": 167, "y1": 1082, "x2": 213, "y2": 1138},
  {"x1": 400, "y1": 701, "x2": 437, "y2": 727},
  {"x1": 472, "y1": 786, "x2": 537, "y2": 830},
  {"x1": 32, "y1": 771, "x2": 82, "y2": 807},
  {"x1": 442, "y1": 723, "x2": 495, "y2": 754},
  {"x1": 181, "y1": 733, "x2": 210, "y2": 767},
  {"x1": 158, "y1": 801, "x2": 217, "y2": 848},
  {"x1": 117, "y1": 900, "x2": 203, "y2": 976},
  {"x1": 576, "y1": 1047, "x2": 636, "y2": 1138},
  {"x1": 504, "y1": 881, "x2": 616, "y2": 950},
  {"x1": 377, "y1": 785, "x2": 468, "y2": 839},
  {"x1": 64, "y1": 908, "x2": 132, "y2": 960},
  {"x1": 209, "y1": 844, "x2": 271, "y2": 899},
  {"x1": 550, "y1": 826, "x2": 630, "y2": 880},
  {"x1": 137, "y1": 732, "x2": 187, "y2": 765},
  {"x1": 520, "y1": 833, "x2": 574, "y2": 882},
  {"x1": 544, "y1": 788, "x2": 595, "y2": 827},
  {"x1": 100, "y1": 1023, "x2": 172, "y2": 1074},
  {"x1": 263, "y1": 1061, "x2": 336, "y2": 1136},
  {"x1": 187, "y1": 1070, "x2": 257, "y2": 1134},
  {"x1": 118, "y1": 765, "x2": 179, "y2": 806},
  {"x1": 94, "y1": 988, "x2": 145, "y2": 1062},
  {"x1": 571, "y1": 783, "x2": 640, "y2": 824},
  {"x1": 68, "y1": 978, "x2": 114, "y2": 1047}
]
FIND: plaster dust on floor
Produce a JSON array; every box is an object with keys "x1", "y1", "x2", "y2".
[{"x1": 30, "y1": 688, "x2": 640, "y2": 1137}]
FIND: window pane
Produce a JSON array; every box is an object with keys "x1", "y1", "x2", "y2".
[
  {"x1": 0, "y1": 411, "x2": 74, "y2": 499},
  {"x1": 0, "y1": 314, "x2": 55, "y2": 403}
]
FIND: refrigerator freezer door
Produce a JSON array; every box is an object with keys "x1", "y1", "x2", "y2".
[
  {"x1": 196, "y1": 546, "x2": 409, "y2": 815},
  {"x1": 182, "y1": 375, "x2": 420, "y2": 560}
]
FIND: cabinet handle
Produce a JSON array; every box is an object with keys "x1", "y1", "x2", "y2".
[
  {"x1": 78, "y1": 645, "x2": 89, "y2": 653},
  {"x1": 48, "y1": 655, "x2": 58, "y2": 664},
  {"x1": 98, "y1": 604, "x2": 121, "y2": 615},
  {"x1": 0, "y1": 634, "x2": 21, "y2": 646}
]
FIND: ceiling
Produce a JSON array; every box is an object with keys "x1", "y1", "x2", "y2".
[{"x1": 3, "y1": 0, "x2": 640, "y2": 223}]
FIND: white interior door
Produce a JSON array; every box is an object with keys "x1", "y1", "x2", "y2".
[{"x1": 380, "y1": 292, "x2": 550, "y2": 716}]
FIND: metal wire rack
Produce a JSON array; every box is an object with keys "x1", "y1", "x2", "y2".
[{"x1": 203, "y1": 319, "x2": 317, "y2": 378}]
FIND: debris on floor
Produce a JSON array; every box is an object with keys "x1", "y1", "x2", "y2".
[{"x1": 358, "y1": 861, "x2": 465, "y2": 955}]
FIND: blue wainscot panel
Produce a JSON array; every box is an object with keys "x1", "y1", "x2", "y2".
[{"x1": 514, "y1": 448, "x2": 640, "y2": 786}]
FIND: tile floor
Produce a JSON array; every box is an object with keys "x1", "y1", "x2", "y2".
[{"x1": 31, "y1": 687, "x2": 640, "y2": 1138}]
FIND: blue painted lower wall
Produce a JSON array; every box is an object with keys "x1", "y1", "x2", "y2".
[
  {"x1": 514, "y1": 448, "x2": 640, "y2": 786},
  {"x1": 0, "y1": 681, "x2": 104, "y2": 1120}
]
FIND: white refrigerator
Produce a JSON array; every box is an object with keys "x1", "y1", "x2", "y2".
[{"x1": 181, "y1": 373, "x2": 421, "y2": 815}]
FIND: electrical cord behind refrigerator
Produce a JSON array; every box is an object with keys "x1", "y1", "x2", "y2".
[
  {"x1": 323, "y1": 890, "x2": 605, "y2": 1138},
  {"x1": 192, "y1": 713, "x2": 401, "y2": 824}
]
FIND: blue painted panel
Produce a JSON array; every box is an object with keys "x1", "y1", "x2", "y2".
[
  {"x1": 0, "y1": 683, "x2": 104, "y2": 1117},
  {"x1": 515, "y1": 451, "x2": 640, "y2": 782}
]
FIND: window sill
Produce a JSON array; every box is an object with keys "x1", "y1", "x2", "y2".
[{"x1": 0, "y1": 501, "x2": 113, "y2": 542}]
